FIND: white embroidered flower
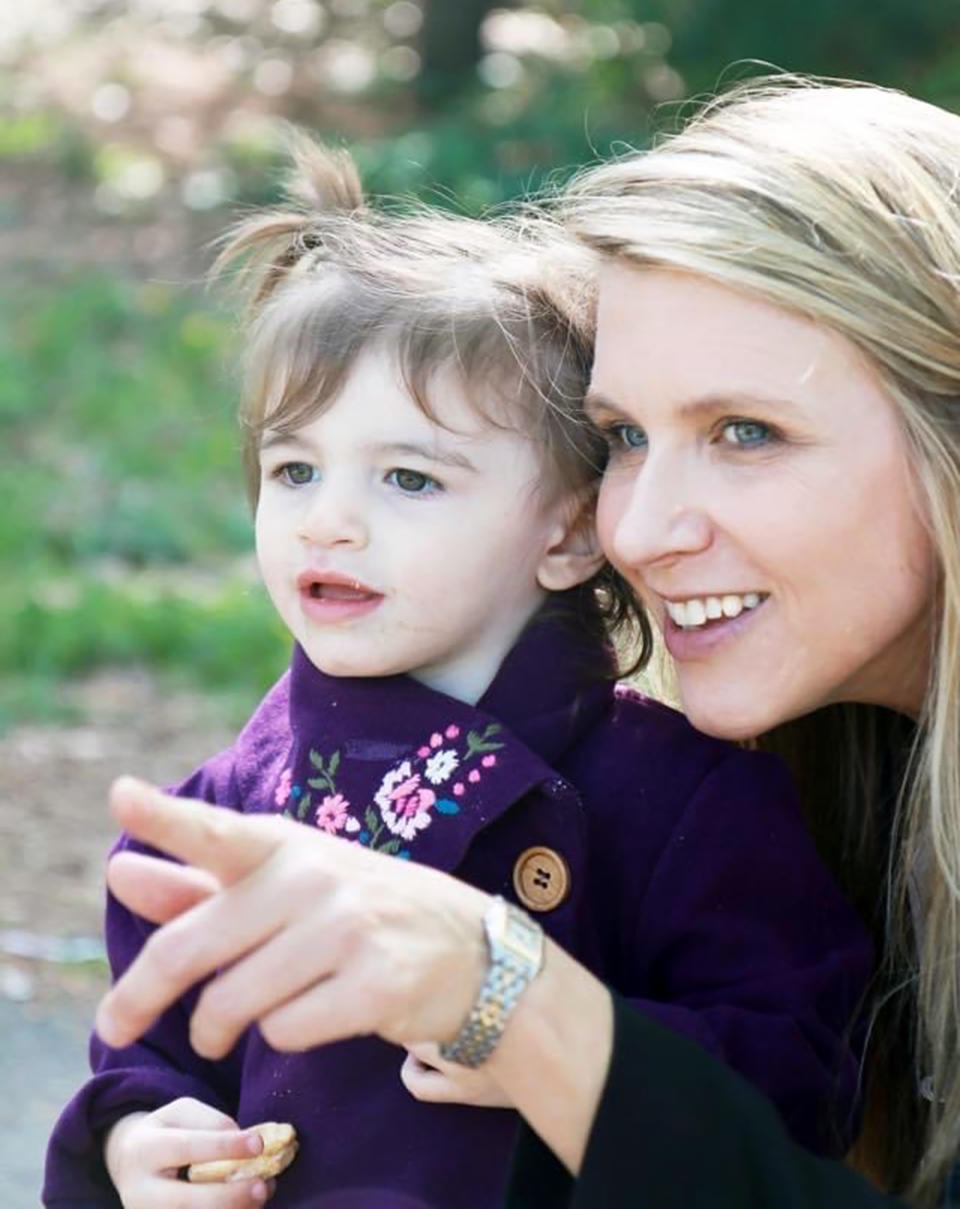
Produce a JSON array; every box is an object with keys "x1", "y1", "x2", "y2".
[
  {"x1": 374, "y1": 761, "x2": 413, "y2": 812},
  {"x1": 424, "y1": 749, "x2": 459, "y2": 785},
  {"x1": 381, "y1": 803, "x2": 434, "y2": 841}
]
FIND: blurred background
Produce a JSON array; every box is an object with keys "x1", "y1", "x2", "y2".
[{"x1": 2, "y1": 1, "x2": 960, "y2": 1201}]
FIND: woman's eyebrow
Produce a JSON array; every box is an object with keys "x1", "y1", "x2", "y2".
[{"x1": 584, "y1": 390, "x2": 628, "y2": 419}]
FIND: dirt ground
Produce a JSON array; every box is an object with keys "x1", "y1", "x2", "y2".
[
  {"x1": 1, "y1": 667, "x2": 236, "y2": 955},
  {"x1": 0, "y1": 668, "x2": 238, "y2": 1205}
]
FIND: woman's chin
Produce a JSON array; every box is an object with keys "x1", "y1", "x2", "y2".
[{"x1": 679, "y1": 692, "x2": 768, "y2": 744}]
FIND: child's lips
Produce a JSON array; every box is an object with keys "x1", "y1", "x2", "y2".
[
  {"x1": 296, "y1": 570, "x2": 381, "y2": 601},
  {"x1": 296, "y1": 570, "x2": 384, "y2": 620}
]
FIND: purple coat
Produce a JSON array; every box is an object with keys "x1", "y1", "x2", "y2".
[{"x1": 44, "y1": 610, "x2": 871, "y2": 1208}]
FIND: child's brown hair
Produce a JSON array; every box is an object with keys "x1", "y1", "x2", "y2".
[{"x1": 215, "y1": 135, "x2": 651, "y2": 673}]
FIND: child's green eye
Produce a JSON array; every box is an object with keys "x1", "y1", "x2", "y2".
[
  {"x1": 278, "y1": 462, "x2": 316, "y2": 486},
  {"x1": 388, "y1": 468, "x2": 440, "y2": 494}
]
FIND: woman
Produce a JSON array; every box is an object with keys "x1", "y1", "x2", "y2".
[{"x1": 91, "y1": 78, "x2": 957, "y2": 1208}]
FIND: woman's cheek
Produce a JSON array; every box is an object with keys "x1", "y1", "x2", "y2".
[{"x1": 596, "y1": 473, "x2": 635, "y2": 578}]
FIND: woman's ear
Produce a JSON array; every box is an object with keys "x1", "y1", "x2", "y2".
[{"x1": 536, "y1": 490, "x2": 606, "y2": 592}]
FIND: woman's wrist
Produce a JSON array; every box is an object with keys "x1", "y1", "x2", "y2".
[{"x1": 485, "y1": 938, "x2": 614, "y2": 1174}]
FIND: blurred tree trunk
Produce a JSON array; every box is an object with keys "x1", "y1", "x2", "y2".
[{"x1": 417, "y1": 0, "x2": 503, "y2": 109}]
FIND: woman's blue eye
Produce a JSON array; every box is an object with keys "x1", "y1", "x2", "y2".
[
  {"x1": 277, "y1": 461, "x2": 316, "y2": 486},
  {"x1": 721, "y1": 419, "x2": 772, "y2": 447},
  {"x1": 610, "y1": 423, "x2": 648, "y2": 450},
  {"x1": 388, "y1": 468, "x2": 439, "y2": 494}
]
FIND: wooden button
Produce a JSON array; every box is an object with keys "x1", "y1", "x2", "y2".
[{"x1": 512, "y1": 846, "x2": 570, "y2": 912}]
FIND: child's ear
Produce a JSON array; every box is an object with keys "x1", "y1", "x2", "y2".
[{"x1": 536, "y1": 491, "x2": 606, "y2": 592}]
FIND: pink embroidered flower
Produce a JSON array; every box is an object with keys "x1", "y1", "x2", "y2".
[
  {"x1": 376, "y1": 762, "x2": 437, "y2": 840},
  {"x1": 453, "y1": 782, "x2": 465, "y2": 797},
  {"x1": 274, "y1": 768, "x2": 293, "y2": 808},
  {"x1": 375, "y1": 762, "x2": 414, "y2": 812},
  {"x1": 417, "y1": 746, "x2": 431, "y2": 758},
  {"x1": 468, "y1": 769, "x2": 481, "y2": 783},
  {"x1": 389, "y1": 776, "x2": 437, "y2": 820},
  {"x1": 430, "y1": 732, "x2": 443, "y2": 747},
  {"x1": 445, "y1": 725, "x2": 460, "y2": 739},
  {"x1": 315, "y1": 793, "x2": 350, "y2": 834},
  {"x1": 424, "y1": 749, "x2": 459, "y2": 785},
  {"x1": 481, "y1": 754, "x2": 497, "y2": 768}
]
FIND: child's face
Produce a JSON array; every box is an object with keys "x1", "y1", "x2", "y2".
[{"x1": 255, "y1": 349, "x2": 582, "y2": 703}]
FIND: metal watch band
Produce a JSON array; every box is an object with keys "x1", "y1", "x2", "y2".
[{"x1": 439, "y1": 896, "x2": 544, "y2": 1069}]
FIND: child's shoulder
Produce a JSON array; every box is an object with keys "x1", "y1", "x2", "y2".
[{"x1": 170, "y1": 667, "x2": 294, "y2": 811}]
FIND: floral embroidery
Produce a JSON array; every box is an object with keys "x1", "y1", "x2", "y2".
[
  {"x1": 424, "y1": 749, "x2": 459, "y2": 784},
  {"x1": 273, "y1": 721, "x2": 505, "y2": 857},
  {"x1": 315, "y1": 793, "x2": 350, "y2": 834},
  {"x1": 274, "y1": 768, "x2": 293, "y2": 808}
]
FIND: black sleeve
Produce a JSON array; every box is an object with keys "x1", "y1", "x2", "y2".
[{"x1": 505, "y1": 996, "x2": 904, "y2": 1209}]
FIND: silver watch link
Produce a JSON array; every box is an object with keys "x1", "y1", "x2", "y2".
[{"x1": 439, "y1": 896, "x2": 544, "y2": 1068}]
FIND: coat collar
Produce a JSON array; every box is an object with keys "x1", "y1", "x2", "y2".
[{"x1": 276, "y1": 595, "x2": 615, "y2": 872}]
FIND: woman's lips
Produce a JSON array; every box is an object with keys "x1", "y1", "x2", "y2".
[{"x1": 661, "y1": 594, "x2": 768, "y2": 660}]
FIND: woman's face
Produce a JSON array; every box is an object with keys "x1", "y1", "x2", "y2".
[{"x1": 591, "y1": 266, "x2": 937, "y2": 739}]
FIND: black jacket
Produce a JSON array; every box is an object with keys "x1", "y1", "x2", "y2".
[{"x1": 506, "y1": 996, "x2": 904, "y2": 1208}]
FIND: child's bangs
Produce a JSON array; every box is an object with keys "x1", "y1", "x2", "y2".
[{"x1": 244, "y1": 280, "x2": 375, "y2": 441}]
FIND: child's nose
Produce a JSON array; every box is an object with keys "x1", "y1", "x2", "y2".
[{"x1": 297, "y1": 486, "x2": 369, "y2": 549}]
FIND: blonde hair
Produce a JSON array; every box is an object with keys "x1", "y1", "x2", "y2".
[
  {"x1": 215, "y1": 136, "x2": 651, "y2": 669},
  {"x1": 560, "y1": 78, "x2": 960, "y2": 1204}
]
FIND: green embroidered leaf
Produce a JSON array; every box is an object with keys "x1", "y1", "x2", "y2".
[
  {"x1": 365, "y1": 806, "x2": 379, "y2": 833},
  {"x1": 378, "y1": 838, "x2": 401, "y2": 855},
  {"x1": 465, "y1": 724, "x2": 506, "y2": 757},
  {"x1": 307, "y1": 775, "x2": 332, "y2": 792},
  {"x1": 297, "y1": 792, "x2": 312, "y2": 821},
  {"x1": 328, "y1": 751, "x2": 340, "y2": 777},
  {"x1": 309, "y1": 749, "x2": 326, "y2": 771}
]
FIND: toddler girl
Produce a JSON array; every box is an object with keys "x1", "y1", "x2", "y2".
[{"x1": 45, "y1": 143, "x2": 871, "y2": 1209}]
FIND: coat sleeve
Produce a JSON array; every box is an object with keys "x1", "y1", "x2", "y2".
[
  {"x1": 610, "y1": 748, "x2": 873, "y2": 1156},
  {"x1": 506, "y1": 995, "x2": 904, "y2": 1209},
  {"x1": 42, "y1": 760, "x2": 245, "y2": 1209}
]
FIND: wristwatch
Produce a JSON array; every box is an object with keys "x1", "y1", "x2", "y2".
[{"x1": 439, "y1": 896, "x2": 544, "y2": 1068}]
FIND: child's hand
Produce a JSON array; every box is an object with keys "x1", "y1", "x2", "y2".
[
  {"x1": 104, "y1": 1097, "x2": 272, "y2": 1208},
  {"x1": 399, "y1": 1042, "x2": 512, "y2": 1108}
]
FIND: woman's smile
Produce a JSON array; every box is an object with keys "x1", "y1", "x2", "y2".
[{"x1": 659, "y1": 591, "x2": 769, "y2": 660}]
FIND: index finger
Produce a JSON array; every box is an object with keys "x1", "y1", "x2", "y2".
[{"x1": 110, "y1": 777, "x2": 287, "y2": 886}]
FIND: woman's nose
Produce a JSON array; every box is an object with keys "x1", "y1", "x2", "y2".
[
  {"x1": 297, "y1": 483, "x2": 369, "y2": 549},
  {"x1": 602, "y1": 458, "x2": 713, "y2": 573}
]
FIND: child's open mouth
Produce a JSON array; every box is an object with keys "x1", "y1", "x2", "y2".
[
  {"x1": 308, "y1": 581, "x2": 378, "y2": 602},
  {"x1": 298, "y1": 571, "x2": 384, "y2": 620}
]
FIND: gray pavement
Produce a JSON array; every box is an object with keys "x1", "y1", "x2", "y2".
[{"x1": 0, "y1": 995, "x2": 98, "y2": 1208}]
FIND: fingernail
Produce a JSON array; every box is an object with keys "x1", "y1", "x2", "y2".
[
  {"x1": 245, "y1": 1132, "x2": 264, "y2": 1156},
  {"x1": 250, "y1": 1180, "x2": 269, "y2": 1203}
]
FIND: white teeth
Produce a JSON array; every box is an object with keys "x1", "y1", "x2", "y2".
[
  {"x1": 721, "y1": 594, "x2": 743, "y2": 619},
  {"x1": 665, "y1": 592, "x2": 765, "y2": 630}
]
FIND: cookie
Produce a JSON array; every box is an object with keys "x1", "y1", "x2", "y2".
[{"x1": 187, "y1": 1121, "x2": 298, "y2": 1184}]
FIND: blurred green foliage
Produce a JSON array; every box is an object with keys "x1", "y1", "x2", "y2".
[
  {"x1": 0, "y1": 275, "x2": 289, "y2": 729},
  {"x1": 2, "y1": 0, "x2": 960, "y2": 729}
]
